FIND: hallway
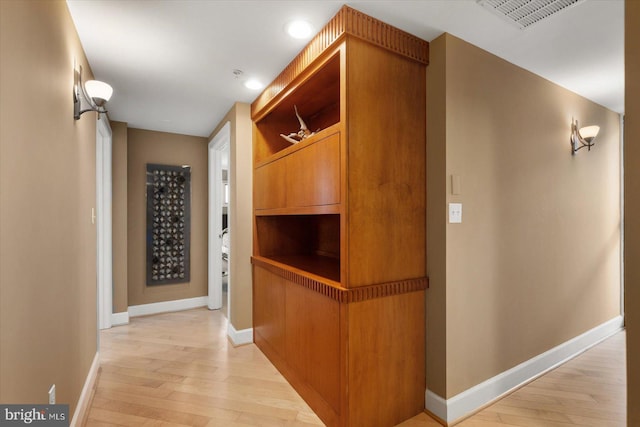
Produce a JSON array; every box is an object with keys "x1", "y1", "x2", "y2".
[{"x1": 86, "y1": 309, "x2": 625, "y2": 426}]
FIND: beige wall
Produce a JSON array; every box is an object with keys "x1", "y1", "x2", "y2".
[
  {"x1": 208, "y1": 103, "x2": 254, "y2": 331},
  {"x1": 127, "y1": 128, "x2": 208, "y2": 306},
  {"x1": 427, "y1": 34, "x2": 622, "y2": 398},
  {"x1": 626, "y1": 1, "x2": 640, "y2": 424},
  {"x1": 425, "y1": 35, "x2": 448, "y2": 397},
  {"x1": 111, "y1": 120, "x2": 128, "y2": 313},
  {"x1": 0, "y1": 0, "x2": 98, "y2": 415}
]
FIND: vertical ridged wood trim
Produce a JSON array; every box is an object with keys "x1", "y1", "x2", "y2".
[
  {"x1": 251, "y1": 5, "x2": 429, "y2": 119},
  {"x1": 343, "y1": 6, "x2": 429, "y2": 64}
]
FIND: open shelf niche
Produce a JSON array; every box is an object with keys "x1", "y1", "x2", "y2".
[
  {"x1": 254, "y1": 214, "x2": 340, "y2": 283},
  {"x1": 253, "y1": 50, "x2": 341, "y2": 164}
]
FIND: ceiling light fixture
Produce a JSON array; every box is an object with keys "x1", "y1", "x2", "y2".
[
  {"x1": 74, "y1": 65, "x2": 113, "y2": 120},
  {"x1": 244, "y1": 79, "x2": 264, "y2": 90},
  {"x1": 285, "y1": 20, "x2": 313, "y2": 39},
  {"x1": 570, "y1": 118, "x2": 600, "y2": 154}
]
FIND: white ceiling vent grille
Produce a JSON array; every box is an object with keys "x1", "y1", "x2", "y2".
[{"x1": 477, "y1": 0, "x2": 585, "y2": 29}]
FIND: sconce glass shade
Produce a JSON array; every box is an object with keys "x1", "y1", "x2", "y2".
[
  {"x1": 85, "y1": 80, "x2": 113, "y2": 105},
  {"x1": 579, "y1": 125, "x2": 600, "y2": 143}
]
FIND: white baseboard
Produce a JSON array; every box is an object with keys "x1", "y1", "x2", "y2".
[
  {"x1": 111, "y1": 311, "x2": 129, "y2": 326},
  {"x1": 227, "y1": 323, "x2": 253, "y2": 346},
  {"x1": 128, "y1": 296, "x2": 208, "y2": 318},
  {"x1": 426, "y1": 315, "x2": 624, "y2": 424},
  {"x1": 70, "y1": 352, "x2": 100, "y2": 427}
]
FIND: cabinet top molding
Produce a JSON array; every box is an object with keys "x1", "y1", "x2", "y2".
[{"x1": 251, "y1": 5, "x2": 429, "y2": 119}]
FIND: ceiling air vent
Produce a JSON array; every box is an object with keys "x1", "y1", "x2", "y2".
[{"x1": 477, "y1": 0, "x2": 584, "y2": 29}]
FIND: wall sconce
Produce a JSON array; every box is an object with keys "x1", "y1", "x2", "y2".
[
  {"x1": 570, "y1": 118, "x2": 599, "y2": 154},
  {"x1": 74, "y1": 65, "x2": 113, "y2": 120}
]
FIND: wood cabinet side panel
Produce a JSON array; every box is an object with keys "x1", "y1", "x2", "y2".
[
  {"x1": 347, "y1": 291, "x2": 426, "y2": 426},
  {"x1": 345, "y1": 38, "x2": 427, "y2": 287}
]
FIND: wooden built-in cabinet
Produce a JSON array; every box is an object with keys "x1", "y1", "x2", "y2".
[{"x1": 251, "y1": 6, "x2": 429, "y2": 427}]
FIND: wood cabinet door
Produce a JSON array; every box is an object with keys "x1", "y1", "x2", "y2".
[
  {"x1": 286, "y1": 132, "x2": 340, "y2": 208},
  {"x1": 254, "y1": 160, "x2": 286, "y2": 210}
]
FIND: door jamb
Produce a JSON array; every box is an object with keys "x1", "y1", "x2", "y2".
[
  {"x1": 208, "y1": 122, "x2": 230, "y2": 310},
  {"x1": 96, "y1": 115, "x2": 113, "y2": 330}
]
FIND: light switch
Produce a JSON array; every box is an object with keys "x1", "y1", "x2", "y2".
[{"x1": 449, "y1": 203, "x2": 462, "y2": 223}]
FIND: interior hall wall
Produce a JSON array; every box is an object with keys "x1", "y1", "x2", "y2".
[
  {"x1": 208, "y1": 102, "x2": 253, "y2": 331},
  {"x1": 426, "y1": 33, "x2": 621, "y2": 398},
  {"x1": 0, "y1": 0, "x2": 98, "y2": 416},
  {"x1": 127, "y1": 128, "x2": 208, "y2": 306},
  {"x1": 425, "y1": 33, "x2": 448, "y2": 398},
  {"x1": 625, "y1": 0, "x2": 640, "y2": 424}
]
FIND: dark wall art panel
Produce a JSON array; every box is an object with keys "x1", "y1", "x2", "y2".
[{"x1": 146, "y1": 163, "x2": 191, "y2": 285}]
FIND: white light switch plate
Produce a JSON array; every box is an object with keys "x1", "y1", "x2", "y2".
[{"x1": 449, "y1": 203, "x2": 462, "y2": 223}]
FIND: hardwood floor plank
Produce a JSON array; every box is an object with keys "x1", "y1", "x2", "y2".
[
  {"x1": 96, "y1": 378, "x2": 174, "y2": 399},
  {"x1": 497, "y1": 396, "x2": 625, "y2": 419},
  {"x1": 88, "y1": 407, "x2": 184, "y2": 427},
  {"x1": 160, "y1": 381, "x2": 314, "y2": 412},
  {"x1": 486, "y1": 414, "x2": 576, "y2": 427},
  {"x1": 165, "y1": 390, "x2": 302, "y2": 421},
  {"x1": 96, "y1": 371, "x2": 167, "y2": 388},
  {"x1": 93, "y1": 390, "x2": 242, "y2": 423},
  {"x1": 101, "y1": 365, "x2": 187, "y2": 384},
  {"x1": 511, "y1": 386, "x2": 598, "y2": 403},
  {"x1": 481, "y1": 405, "x2": 574, "y2": 424},
  {"x1": 565, "y1": 413, "x2": 624, "y2": 427},
  {"x1": 454, "y1": 420, "x2": 521, "y2": 427},
  {"x1": 234, "y1": 411, "x2": 324, "y2": 426},
  {"x1": 90, "y1": 395, "x2": 210, "y2": 426}
]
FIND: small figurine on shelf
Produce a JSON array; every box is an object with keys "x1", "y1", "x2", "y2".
[{"x1": 280, "y1": 105, "x2": 317, "y2": 144}]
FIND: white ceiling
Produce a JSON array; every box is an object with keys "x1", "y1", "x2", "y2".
[{"x1": 66, "y1": 0, "x2": 624, "y2": 138}]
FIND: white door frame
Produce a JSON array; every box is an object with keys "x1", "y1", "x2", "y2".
[
  {"x1": 208, "y1": 122, "x2": 230, "y2": 310},
  {"x1": 96, "y1": 115, "x2": 113, "y2": 330}
]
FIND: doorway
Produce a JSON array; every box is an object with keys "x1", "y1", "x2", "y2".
[{"x1": 208, "y1": 122, "x2": 231, "y2": 316}]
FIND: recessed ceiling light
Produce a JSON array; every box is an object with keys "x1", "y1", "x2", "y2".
[
  {"x1": 244, "y1": 79, "x2": 264, "y2": 90},
  {"x1": 285, "y1": 20, "x2": 313, "y2": 39}
]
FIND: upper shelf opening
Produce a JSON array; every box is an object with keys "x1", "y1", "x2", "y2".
[{"x1": 254, "y1": 52, "x2": 341, "y2": 164}]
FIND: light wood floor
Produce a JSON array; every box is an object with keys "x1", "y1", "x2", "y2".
[{"x1": 86, "y1": 308, "x2": 625, "y2": 426}]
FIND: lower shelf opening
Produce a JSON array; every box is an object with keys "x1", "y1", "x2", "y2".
[{"x1": 255, "y1": 214, "x2": 340, "y2": 283}]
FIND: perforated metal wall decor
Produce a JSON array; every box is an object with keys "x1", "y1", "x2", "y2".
[{"x1": 146, "y1": 163, "x2": 191, "y2": 285}]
